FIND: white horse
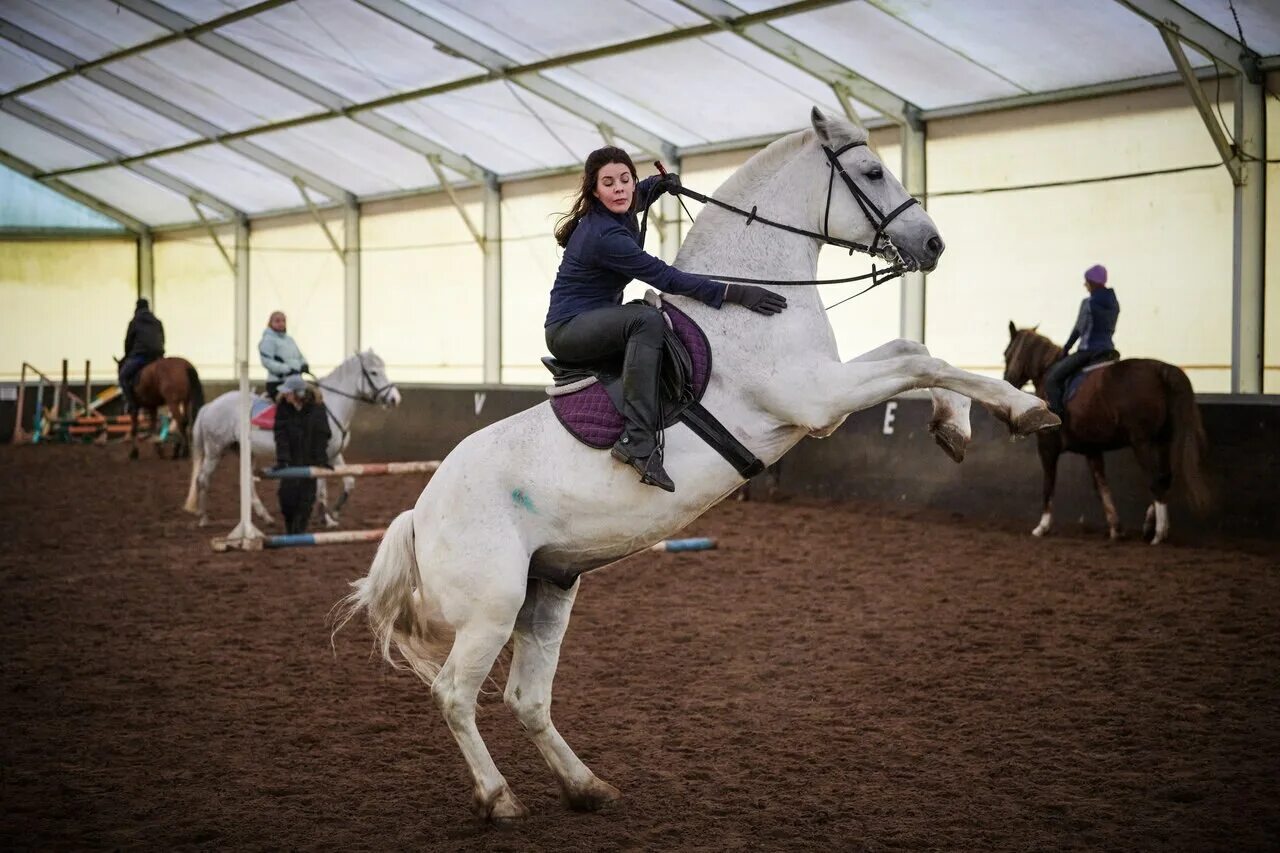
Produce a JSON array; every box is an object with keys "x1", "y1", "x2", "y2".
[
  {"x1": 184, "y1": 350, "x2": 401, "y2": 527},
  {"x1": 337, "y1": 109, "x2": 1059, "y2": 823}
]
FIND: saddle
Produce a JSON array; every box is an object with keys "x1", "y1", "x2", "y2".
[
  {"x1": 1065, "y1": 350, "x2": 1119, "y2": 404},
  {"x1": 544, "y1": 293, "x2": 764, "y2": 479}
]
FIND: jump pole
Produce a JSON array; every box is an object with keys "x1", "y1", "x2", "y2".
[
  {"x1": 258, "y1": 461, "x2": 441, "y2": 480},
  {"x1": 212, "y1": 528, "x2": 386, "y2": 552}
]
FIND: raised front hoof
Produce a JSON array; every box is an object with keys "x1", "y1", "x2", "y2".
[
  {"x1": 562, "y1": 777, "x2": 622, "y2": 813},
  {"x1": 1011, "y1": 407, "x2": 1061, "y2": 436},
  {"x1": 929, "y1": 422, "x2": 968, "y2": 464},
  {"x1": 475, "y1": 786, "x2": 529, "y2": 825}
]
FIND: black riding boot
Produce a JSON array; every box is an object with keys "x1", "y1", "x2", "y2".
[{"x1": 611, "y1": 339, "x2": 674, "y2": 492}]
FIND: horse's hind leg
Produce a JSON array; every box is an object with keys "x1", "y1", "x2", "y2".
[
  {"x1": 506, "y1": 579, "x2": 621, "y2": 812},
  {"x1": 434, "y1": 612, "x2": 528, "y2": 823},
  {"x1": 1134, "y1": 441, "x2": 1172, "y2": 544},
  {"x1": 1087, "y1": 452, "x2": 1120, "y2": 540}
]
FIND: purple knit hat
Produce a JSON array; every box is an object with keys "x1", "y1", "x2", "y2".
[{"x1": 1084, "y1": 264, "x2": 1107, "y2": 285}]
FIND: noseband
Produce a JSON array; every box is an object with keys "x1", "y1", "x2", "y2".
[{"x1": 821, "y1": 141, "x2": 919, "y2": 260}]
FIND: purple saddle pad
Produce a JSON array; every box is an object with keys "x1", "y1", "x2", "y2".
[{"x1": 550, "y1": 300, "x2": 711, "y2": 449}]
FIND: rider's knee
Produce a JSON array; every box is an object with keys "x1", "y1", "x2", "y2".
[{"x1": 628, "y1": 307, "x2": 666, "y2": 344}]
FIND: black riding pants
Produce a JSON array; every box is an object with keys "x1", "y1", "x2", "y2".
[
  {"x1": 279, "y1": 479, "x2": 316, "y2": 535},
  {"x1": 546, "y1": 303, "x2": 666, "y2": 456},
  {"x1": 1045, "y1": 349, "x2": 1112, "y2": 414}
]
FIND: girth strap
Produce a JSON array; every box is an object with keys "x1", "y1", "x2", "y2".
[{"x1": 678, "y1": 401, "x2": 766, "y2": 480}]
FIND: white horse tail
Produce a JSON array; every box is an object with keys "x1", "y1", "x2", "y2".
[
  {"x1": 333, "y1": 510, "x2": 447, "y2": 685},
  {"x1": 183, "y1": 409, "x2": 206, "y2": 513}
]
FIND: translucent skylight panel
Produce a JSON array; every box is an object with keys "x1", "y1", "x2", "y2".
[
  {"x1": 156, "y1": 0, "x2": 264, "y2": 22},
  {"x1": 4, "y1": 0, "x2": 169, "y2": 62},
  {"x1": 0, "y1": 163, "x2": 126, "y2": 230},
  {"x1": 541, "y1": 68, "x2": 702, "y2": 146},
  {"x1": 61, "y1": 166, "x2": 204, "y2": 225},
  {"x1": 0, "y1": 36, "x2": 62, "y2": 91},
  {"x1": 148, "y1": 145, "x2": 322, "y2": 212},
  {"x1": 253, "y1": 119, "x2": 440, "y2": 196},
  {"x1": 560, "y1": 35, "x2": 848, "y2": 145},
  {"x1": 766, "y1": 3, "x2": 1026, "y2": 108},
  {"x1": 377, "y1": 82, "x2": 621, "y2": 175},
  {"x1": 18, "y1": 77, "x2": 201, "y2": 155},
  {"x1": 218, "y1": 0, "x2": 482, "y2": 103},
  {"x1": 0, "y1": 111, "x2": 104, "y2": 171},
  {"x1": 110, "y1": 42, "x2": 319, "y2": 132},
  {"x1": 398, "y1": 0, "x2": 704, "y2": 63},
  {"x1": 1180, "y1": 0, "x2": 1280, "y2": 55},
  {"x1": 863, "y1": 0, "x2": 1202, "y2": 92}
]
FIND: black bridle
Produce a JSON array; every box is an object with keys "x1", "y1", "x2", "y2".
[
  {"x1": 307, "y1": 352, "x2": 395, "y2": 407},
  {"x1": 640, "y1": 140, "x2": 922, "y2": 308}
]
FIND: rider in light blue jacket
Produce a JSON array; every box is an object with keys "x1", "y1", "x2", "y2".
[{"x1": 259, "y1": 311, "x2": 309, "y2": 399}]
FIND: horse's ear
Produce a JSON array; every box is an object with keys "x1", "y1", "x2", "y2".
[
  {"x1": 811, "y1": 106, "x2": 832, "y2": 143},
  {"x1": 1008, "y1": 320, "x2": 1017, "y2": 339}
]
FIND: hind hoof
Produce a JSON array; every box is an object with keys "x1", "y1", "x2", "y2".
[
  {"x1": 563, "y1": 776, "x2": 622, "y2": 812},
  {"x1": 929, "y1": 422, "x2": 968, "y2": 464},
  {"x1": 1012, "y1": 406, "x2": 1060, "y2": 436},
  {"x1": 476, "y1": 785, "x2": 528, "y2": 825}
]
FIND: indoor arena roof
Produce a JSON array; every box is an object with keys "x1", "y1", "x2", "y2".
[{"x1": 1, "y1": 0, "x2": 1277, "y2": 231}]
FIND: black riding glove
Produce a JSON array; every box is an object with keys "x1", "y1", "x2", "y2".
[
  {"x1": 723, "y1": 283, "x2": 788, "y2": 315},
  {"x1": 654, "y1": 172, "x2": 682, "y2": 197}
]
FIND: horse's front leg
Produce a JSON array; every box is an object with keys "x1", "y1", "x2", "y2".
[
  {"x1": 848, "y1": 339, "x2": 973, "y2": 462},
  {"x1": 1033, "y1": 433, "x2": 1060, "y2": 537},
  {"x1": 315, "y1": 451, "x2": 348, "y2": 529},
  {"x1": 783, "y1": 353, "x2": 1057, "y2": 438}
]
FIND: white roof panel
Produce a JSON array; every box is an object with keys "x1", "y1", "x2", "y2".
[
  {"x1": 110, "y1": 42, "x2": 320, "y2": 132},
  {"x1": 398, "y1": 0, "x2": 704, "y2": 63},
  {"x1": 252, "y1": 119, "x2": 441, "y2": 196},
  {"x1": 1180, "y1": 0, "x2": 1280, "y2": 55},
  {"x1": 17, "y1": 77, "x2": 200, "y2": 155},
  {"x1": 218, "y1": 0, "x2": 482, "y2": 103},
  {"x1": 155, "y1": 0, "x2": 263, "y2": 23},
  {"x1": 0, "y1": 111, "x2": 104, "y2": 171},
  {"x1": 148, "y1": 145, "x2": 322, "y2": 212},
  {"x1": 0, "y1": 36, "x2": 62, "y2": 91},
  {"x1": 377, "y1": 82, "x2": 625, "y2": 174},
  {"x1": 2, "y1": 0, "x2": 169, "y2": 62},
  {"x1": 61, "y1": 166, "x2": 204, "y2": 225}
]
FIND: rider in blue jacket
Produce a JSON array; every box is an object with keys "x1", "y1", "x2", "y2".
[
  {"x1": 545, "y1": 146, "x2": 788, "y2": 491},
  {"x1": 1044, "y1": 264, "x2": 1120, "y2": 416}
]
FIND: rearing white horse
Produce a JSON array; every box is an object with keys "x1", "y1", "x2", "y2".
[
  {"x1": 184, "y1": 350, "x2": 401, "y2": 527},
  {"x1": 338, "y1": 110, "x2": 1058, "y2": 823}
]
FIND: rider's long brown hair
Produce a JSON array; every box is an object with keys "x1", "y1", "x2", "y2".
[{"x1": 554, "y1": 146, "x2": 639, "y2": 248}]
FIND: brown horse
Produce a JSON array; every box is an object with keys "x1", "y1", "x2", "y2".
[
  {"x1": 1002, "y1": 323, "x2": 1207, "y2": 544},
  {"x1": 130, "y1": 357, "x2": 204, "y2": 461}
]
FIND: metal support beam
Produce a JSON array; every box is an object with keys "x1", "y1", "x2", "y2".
[
  {"x1": 899, "y1": 121, "x2": 926, "y2": 343},
  {"x1": 192, "y1": 201, "x2": 236, "y2": 273},
  {"x1": 0, "y1": 21, "x2": 351, "y2": 202},
  {"x1": 426, "y1": 155, "x2": 484, "y2": 248},
  {"x1": 294, "y1": 178, "x2": 345, "y2": 259},
  {"x1": 1160, "y1": 29, "x2": 1241, "y2": 182},
  {"x1": 1115, "y1": 0, "x2": 1261, "y2": 81},
  {"x1": 1231, "y1": 76, "x2": 1266, "y2": 393},
  {"x1": 354, "y1": 0, "x2": 678, "y2": 160},
  {"x1": 110, "y1": 0, "x2": 491, "y2": 184},
  {"x1": 0, "y1": 148, "x2": 145, "y2": 232},
  {"x1": 224, "y1": 216, "x2": 262, "y2": 549},
  {"x1": 482, "y1": 178, "x2": 502, "y2": 385},
  {"x1": 344, "y1": 198, "x2": 361, "y2": 356},
  {"x1": 676, "y1": 0, "x2": 910, "y2": 122},
  {"x1": 0, "y1": 100, "x2": 240, "y2": 219},
  {"x1": 137, "y1": 231, "x2": 155, "y2": 304}
]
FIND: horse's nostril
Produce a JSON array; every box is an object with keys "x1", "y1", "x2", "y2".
[{"x1": 926, "y1": 235, "x2": 945, "y2": 257}]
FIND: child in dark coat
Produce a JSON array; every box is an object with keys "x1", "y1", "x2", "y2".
[{"x1": 273, "y1": 374, "x2": 332, "y2": 534}]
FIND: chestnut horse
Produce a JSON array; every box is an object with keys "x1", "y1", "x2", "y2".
[
  {"x1": 1003, "y1": 323, "x2": 1207, "y2": 543},
  {"x1": 130, "y1": 356, "x2": 204, "y2": 460}
]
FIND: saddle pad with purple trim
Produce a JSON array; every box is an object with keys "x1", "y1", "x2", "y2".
[{"x1": 550, "y1": 300, "x2": 711, "y2": 449}]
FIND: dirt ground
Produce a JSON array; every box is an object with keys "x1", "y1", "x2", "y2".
[{"x1": 1, "y1": 444, "x2": 1277, "y2": 851}]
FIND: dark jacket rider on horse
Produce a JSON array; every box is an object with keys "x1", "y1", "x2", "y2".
[
  {"x1": 120, "y1": 298, "x2": 165, "y2": 412},
  {"x1": 1043, "y1": 264, "x2": 1119, "y2": 417}
]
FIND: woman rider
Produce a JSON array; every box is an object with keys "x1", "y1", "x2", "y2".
[{"x1": 546, "y1": 146, "x2": 788, "y2": 492}]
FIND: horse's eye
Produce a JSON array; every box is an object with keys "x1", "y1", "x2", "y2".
[{"x1": 867, "y1": 168, "x2": 884, "y2": 180}]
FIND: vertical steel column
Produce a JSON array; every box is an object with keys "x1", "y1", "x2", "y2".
[
  {"x1": 659, "y1": 155, "x2": 683, "y2": 263},
  {"x1": 483, "y1": 177, "x2": 502, "y2": 385},
  {"x1": 900, "y1": 116, "x2": 927, "y2": 342},
  {"x1": 137, "y1": 230, "x2": 155, "y2": 305},
  {"x1": 344, "y1": 198, "x2": 361, "y2": 356},
  {"x1": 226, "y1": 217, "x2": 261, "y2": 547},
  {"x1": 1231, "y1": 77, "x2": 1266, "y2": 394}
]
